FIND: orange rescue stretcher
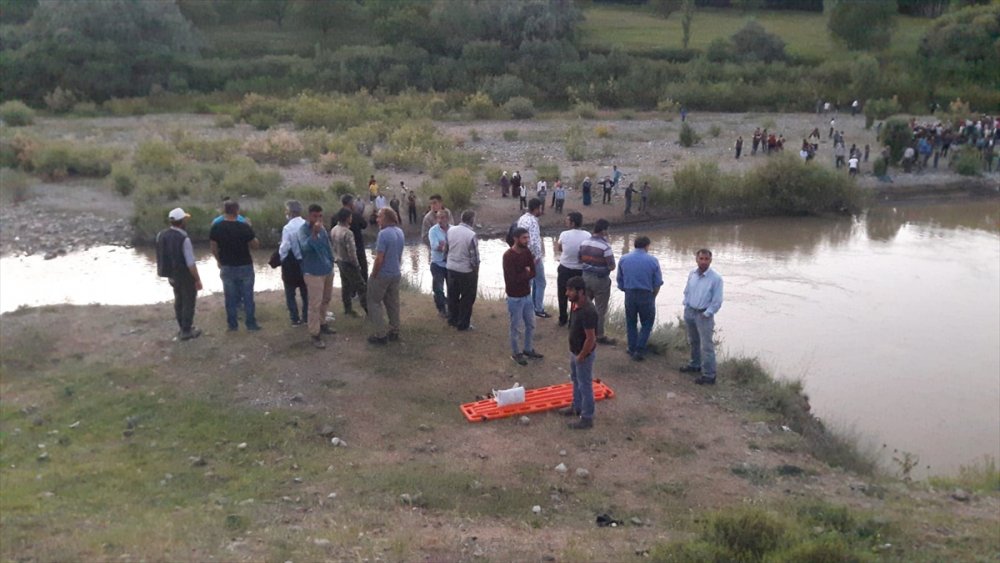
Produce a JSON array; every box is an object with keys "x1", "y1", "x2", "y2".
[{"x1": 460, "y1": 379, "x2": 615, "y2": 422}]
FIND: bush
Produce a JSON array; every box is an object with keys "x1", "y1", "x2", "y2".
[
  {"x1": 242, "y1": 130, "x2": 305, "y2": 166},
  {"x1": 464, "y1": 92, "x2": 495, "y2": 119},
  {"x1": 214, "y1": 114, "x2": 236, "y2": 128},
  {"x1": 331, "y1": 181, "x2": 354, "y2": 197},
  {"x1": 469, "y1": 129, "x2": 480, "y2": 142},
  {"x1": 953, "y1": 146, "x2": 981, "y2": 176},
  {"x1": 504, "y1": 96, "x2": 535, "y2": 119},
  {"x1": 43, "y1": 87, "x2": 78, "y2": 114},
  {"x1": 0, "y1": 101, "x2": 35, "y2": 126},
  {"x1": 134, "y1": 141, "x2": 181, "y2": 176},
  {"x1": 863, "y1": 97, "x2": 902, "y2": 129},
  {"x1": 176, "y1": 137, "x2": 239, "y2": 163},
  {"x1": 573, "y1": 102, "x2": 598, "y2": 119},
  {"x1": 0, "y1": 168, "x2": 31, "y2": 203},
  {"x1": 221, "y1": 156, "x2": 283, "y2": 198},
  {"x1": 502, "y1": 130, "x2": 519, "y2": 141},
  {"x1": 535, "y1": 162, "x2": 560, "y2": 181},
  {"x1": 245, "y1": 112, "x2": 276, "y2": 131},
  {"x1": 671, "y1": 161, "x2": 735, "y2": 215},
  {"x1": 33, "y1": 142, "x2": 115, "y2": 179},
  {"x1": 441, "y1": 168, "x2": 475, "y2": 209},
  {"x1": 594, "y1": 125, "x2": 613, "y2": 138},
  {"x1": 743, "y1": 153, "x2": 864, "y2": 215},
  {"x1": 873, "y1": 157, "x2": 888, "y2": 178},
  {"x1": 707, "y1": 124, "x2": 722, "y2": 138},
  {"x1": 679, "y1": 122, "x2": 700, "y2": 147},
  {"x1": 730, "y1": 20, "x2": 786, "y2": 63},
  {"x1": 709, "y1": 509, "x2": 787, "y2": 560},
  {"x1": 111, "y1": 163, "x2": 136, "y2": 196},
  {"x1": 284, "y1": 184, "x2": 327, "y2": 203},
  {"x1": 103, "y1": 97, "x2": 151, "y2": 116},
  {"x1": 71, "y1": 101, "x2": 100, "y2": 117},
  {"x1": 565, "y1": 125, "x2": 587, "y2": 161},
  {"x1": 879, "y1": 118, "x2": 912, "y2": 163}
]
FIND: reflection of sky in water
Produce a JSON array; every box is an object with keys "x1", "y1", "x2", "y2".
[{"x1": 1, "y1": 200, "x2": 998, "y2": 476}]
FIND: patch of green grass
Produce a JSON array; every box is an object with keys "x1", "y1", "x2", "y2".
[{"x1": 928, "y1": 456, "x2": 1000, "y2": 493}]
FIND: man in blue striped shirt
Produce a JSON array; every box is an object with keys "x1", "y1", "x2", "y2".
[
  {"x1": 578, "y1": 219, "x2": 616, "y2": 345},
  {"x1": 681, "y1": 249, "x2": 724, "y2": 385},
  {"x1": 616, "y1": 236, "x2": 662, "y2": 361}
]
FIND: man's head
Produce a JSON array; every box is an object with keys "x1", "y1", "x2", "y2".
[
  {"x1": 511, "y1": 227, "x2": 529, "y2": 249},
  {"x1": 223, "y1": 200, "x2": 240, "y2": 217},
  {"x1": 593, "y1": 218, "x2": 610, "y2": 236},
  {"x1": 528, "y1": 198, "x2": 542, "y2": 216},
  {"x1": 341, "y1": 194, "x2": 355, "y2": 208},
  {"x1": 566, "y1": 211, "x2": 583, "y2": 229},
  {"x1": 307, "y1": 203, "x2": 323, "y2": 225},
  {"x1": 461, "y1": 209, "x2": 475, "y2": 225},
  {"x1": 634, "y1": 236, "x2": 651, "y2": 250},
  {"x1": 377, "y1": 207, "x2": 398, "y2": 228},
  {"x1": 168, "y1": 207, "x2": 189, "y2": 228},
  {"x1": 336, "y1": 208, "x2": 353, "y2": 226},
  {"x1": 286, "y1": 200, "x2": 302, "y2": 219},
  {"x1": 436, "y1": 210, "x2": 449, "y2": 227},
  {"x1": 695, "y1": 248, "x2": 713, "y2": 272},
  {"x1": 566, "y1": 276, "x2": 587, "y2": 304},
  {"x1": 429, "y1": 194, "x2": 443, "y2": 212}
]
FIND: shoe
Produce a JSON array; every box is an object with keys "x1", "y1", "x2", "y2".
[
  {"x1": 320, "y1": 324, "x2": 336, "y2": 335},
  {"x1": 632, "y1": 353, "x2": 645, "y2": 362},
  {"x1": 291, "y1": 320, "x2": 304, "y2": 327},
  {"x1": 535, "y1": 311, "x2": 551, "y2": 319},
  {"x1": 179, "y1": 328, "x2": 202, "y2": 341},
  {"x1": 694, "y1": 376, "x2": 716, "y2": 385},
  {"x1": 558, "y1": 319, "x2": 567, "y2": 327},
  {"x1": 438, "y1": 310, "x2": 448, "y2": 319},
  {"x1": 387, "y1": 332, "x2": 399, "y2": 342},
  {"x1": 367, "y1": 335, "x2": 388, "y2": 345},
  {"x1": 558, "y1": 407, "x2": 580, "y2": 417},
  {"x1": 523, "y1": 350, "x2": 544, "y2": 360},
  {"x1": 511, "y1": 353, "x2": 528, "y2": 366},
  {"x1": 311, "y1": 336, "x2": 326, "y2": 349},
  {"x1": 227, "y1": 326, "x2": 238, "y2": 332},
  {"x1": 596, "y1": 336, "x2": 617, "y2": 345},
  {"x1": 344, "y1": 310, "x2": 360, "y2": 318},
  {"x1": 679, "y1": 365, "x2": 701, "y2": 373},
  {"x1": 568, "y1": 418, "x2": 593, "y2": 430}
]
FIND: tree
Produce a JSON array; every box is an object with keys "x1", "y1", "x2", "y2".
[
  {"x1": 252, "y1": 0, "x2": 291, "y2": 28},
  {"x1": 293, "y1": 0, "x2": 358, "y2": 36},
  {"x1": 650, "y1": 0, "x2": 681, "y2": 18},
  {"x1": 917, "y1": 3, "x2": 999, "y2": 87},
  {"x1": 730, "y1": 20, "x2": 786, "y2": 62},
  {"x1": 681, "y1": 0, "x2": 695, "y2": 49},
  {"x1": 825, "y1": 0, "x2": 896, "y2": 50},
  {"x1": 849, "y1": 54, "x2": 879, "y2": 102},
  {"x1": 880, "y1": 117, "x2": 912, "y2": 163},
  {"x1": 0, "y1": 0, "x2": 37, "y2": 24},
  {"x1": 732, "y1": 0, "x2": 764, "y2": 13}
]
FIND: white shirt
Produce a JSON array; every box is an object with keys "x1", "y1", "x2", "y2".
[
  {"x1": 279, "y1": 216, "x2": 306, "y2": 260},
  {"x1": 558, "y1": 229, "x2": 590, "y2": 270},
  {"x1": 848, "y1": 157, "x2": 859, "y2": 169},
  {"x1": 517, "y1": 212, "x2": 542, "y2": 259},
  {"x1": 519, "y1": 185, "x2": 527, "y2": 198},
  {"x1": 536, "y1": 180, "x2": 547, "y2": 193},
  {"x1": 375, "y1": 195, "x2": 387, "y2": 210}
]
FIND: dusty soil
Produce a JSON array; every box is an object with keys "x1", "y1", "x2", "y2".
[{"x1": 2, "y1": 289, "x2": 996, "y2": 560}]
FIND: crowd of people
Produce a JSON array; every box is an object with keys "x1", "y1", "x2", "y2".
[
  {"x1": 157, "y1": 192, "x2": 724, "y2": 430},
  {"x1": 899, "y1": 115, "x2": 998, "y2": 173},
  {"x1": 498, "y1": 166, "x2": 652, "y2": 218}
]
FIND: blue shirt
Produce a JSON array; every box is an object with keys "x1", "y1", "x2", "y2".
[
  {"x1": 212, "y1": 214, "x2": 247, "y2": 225},
  {"x1": 297, "y1": 222, "x2": 334, "y2": 276},
  {"x1": 375, "y1": 226, "x2": 405, "y2": 278},
  {"x1": 683, "y1": 267, "x2": 724, "y2": 317},
  {"x1": 617, "y1": 249, "x2": 663, "y2": 293},
  {"x1": 428, "y1": 224, "x2": 448, "y2": 268}
]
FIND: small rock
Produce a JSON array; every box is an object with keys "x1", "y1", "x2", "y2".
[
  {"x1": 576, "y1": 468, "x2": 590, "y2": 479},
  {"x1": 531, "y1": 505, "x2": 542, "y2": 514},
  {"x1": 630, "y1": 517, "x2": 644, "y2": 526},
  {"x1": 289, "y1": 394, "x2": 305, "y2": 404},
  {"x1": 317, "y1": 425, "x2": 336, "y2": 438},
  {"x1": 37, "y1": 452, "x2": 49, "y2": 462},
  {"x1": 237, "y1": 442, "x2": 248, "y2": 450},
  {"x1": 68, "y1": 421, "x2": 80, "y2": 429},
  {"x1": 559, "y1": 449, "x2": 567, "y2": 457},
  {"x1": 293, "y1": 477, "x2": 303, "y2": 484},
  {"x1": 418, "y1": 424, "x2": 430, "y2": 432},
  {"x1": 39, "y1": 491, "x2": 55, "y2": 498},
  {"x1": 554, "y1": 463, "x2": 568, "y2": 474},
  {"x1": 313, "y1": 539, "x2": 331, "y2": 546},
  {"x1": 666, "y1": 392, "x2": 677, "y2": 399},
  {"x1": 951, "y1": 488, "x2": 971, "y2": 502},
  {"x1": 330, "y1": 437, "x2": 347, "y2": 447},
  {"x1": 31, "y1": 416, "x2": 44, "y2": 427},
  {"x1": 190, "y1": 456, "x2": 207, "y2": 467},
  {"x1": 327, "y1": 493, "x2": 337, "y2": 499},
  {"x1": 519, "y1": 416, "x2": 531, "y2": 426}
]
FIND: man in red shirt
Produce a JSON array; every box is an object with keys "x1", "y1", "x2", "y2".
[{"x1": 503, "y1": 228, "x2": 544, "y2": 366}]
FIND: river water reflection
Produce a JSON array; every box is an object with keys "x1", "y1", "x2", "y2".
[{"x1": 1, "y1": 200, "x2": 997, "y2": 475}]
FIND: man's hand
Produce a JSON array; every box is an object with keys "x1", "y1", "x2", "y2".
[
  {"x1": 195, "y1": 280, "x2": 203, "y2": 291},
  {"x1": 576, "y1": 352, "x2": 588, "y2": 363},
  {"x1": 311, "y1": 222, "x2": 324, "y2": 235}
]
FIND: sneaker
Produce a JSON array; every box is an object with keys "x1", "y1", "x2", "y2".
[
  {"x1": 320, "y1": 324, "x2": 336, "y2": 335},
  {"x1": 694, "y1": 376, "x2": 716, "y2": 385},
  {"x1": 437, "y1": 310, "x2": 448, "y2": 319},
  {"x1": 568, "y1": 418, "x2": 593, "y2": 430},
  {"x1": 511, "y1": 353, "x2": 528, "y2": 366},
  {"x1": 679, "y1": 365, "x2": 701, "y2": 373},
  {"x1": 179, "y1": 328, "x2": 202, "y2": 341},
  {"x1": 227, "y1": 326, "x2": 238, "y2": 332},
  {"x1": 344, "y1": 310, "x2": 360, "y2": 318},
  {"x1": 558, "y1": 406, "x2": 580, "y2": 417},
  {"x1": 632, "y1": 353, "x2": 645, "y2": 362},
  {"x1": 246, "y1": 324, "x2": 262, "y2": 332},
  {"x1": 291, "y1": 320, "x2": 304, "y2": 327},
  {"x1": 534, "y1": 311, "x2": 551, "y2": 319},
  {"x1": 367, "y1": 335, "x2": 388, "y2": 345},
  {"x1": 596, "y1": 336, "x2": 617, "y2": 345},
  {"x1": 523, "y1": 350, "x2": 544, "y2": 360},
  {"x1": 311, "y1": 336, "x2": 326, "y2": 349},
  {"x1": 387, "y1": 332, "x2": 400, "y2": 342}
]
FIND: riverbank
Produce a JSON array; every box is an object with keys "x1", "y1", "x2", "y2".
[{"x1": 1, "y1": 289, "x2": 997, "y2": 560}]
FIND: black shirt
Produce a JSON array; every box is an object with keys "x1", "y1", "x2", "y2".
[
  {"x1": 209, "y1": 220, "x2": 255, "y2": 267},
  {"x1": 569, "y1": 301, "x2": 598, "y2": 355}
]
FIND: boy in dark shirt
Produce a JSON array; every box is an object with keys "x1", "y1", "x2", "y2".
[
  {"x1": 209, "y1": 201, "x2": 260, "y2": 331},
  {"x1": 503, "y1": 228, "x2": 543, "y2": 366},
  {"x1": 561, "y1": 276, "x2": 598, "y2": 429}
]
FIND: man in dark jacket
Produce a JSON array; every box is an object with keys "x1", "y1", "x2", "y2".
[{"x1": 156, "y1": 208, "x2": 203, "y2": 340}]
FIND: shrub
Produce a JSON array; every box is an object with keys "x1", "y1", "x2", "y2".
[
  {"x1": 469, "y1": 129, "x2": 481, "y2": 142},
  {"x1": 111, "y1": 163, "x2": 136, "y2": 196},
  {"x1": 709, "y1": 509, "x2": 787, "y2": 560},
  {"x1": 0, "y1": 101, "x2": 35, "y2": 126},
  {"x1": 285, "y1": 184, "x2": 327, "y2": 203},
  {"x1": 215, "y1": 114, "x2": 236, "y2": 128},
  {"x1": 242, "y1": 130, "x2": 305, "y2": 166},
  {"x1": 863, "y1": 97, "x2": 902, "y2": 129},
  {"x1": 502, "y1": 130, "x2": 519, "y2": 141},
  {"x1": 331, "y1": 181, "x2": 354, "y2": 197},
  {"x1": 43, "y1": 87, "x2": 78, "y2": 114},
  {"x1": 656, "y1": 98, "x2": 680, "y2": 115},
  {"x1": 441, "y1": 168, "x2": 475, "y2": 209},
  {"x1": 730, "y1": 20, "x2": 786, "y2": 63},
  {"x1": 573, "y1": 102, "x2": 598, "y2": 119},
  {"x1": 2, "y1": 132, "x2": 39, "y2": 170},
  {"x1": 504, "y1": 96, "x2": 535, "y2": 119},
  {"x1": 679, "y1": 122, "x2": 700, "y2": 147},
  {"x1": 221, "y1": 155, "x2": 283, "y2": 198},
  {"x1": 464, "y1": 92, "x2": 494, "y2": 120},
  {"x1": 535, "y1": 162, "x2": 560, "y2": 181},
  {"x1": 743, "y1": 153, "x2": 864, "y2": 215},
  {"x1": 428, "y1": 97, "x2": 448, "y2": 119},
  {"x1": 33, "y1": 142, "x2": 115, "y2": 179},
  {"x1": 103, "y1": 97, "x2": 151, "y2": 116},
  {"x1": 879, "y1": 118, "x2": 913, "y2": 163},
  {"x1": 565, "y1": 125, "x2": 587, "y2": 161},
  {"x1": 134, "y1": 141, "x2": 181, "y2": 176},
  {"x1": 245, "y1": 112, "x2": 276, "y2": 131},
  {"x1": 708, "y1": 124, "x2": 722, "y2": 138},
  {"x1": 594, "y1": 125, "x2": 613, "y2": 138},
  {"x1": 0, "y1": 168, "x2": 31, "y2": 203},
  {"x1": 572, "y1": 169, "x2": 596, "y2": 190},
  {"x1": 953, "y1": 146, "x2": 981, "y2": 176},
  {"x1": 600, "y1": 142, "x2": 615, "y2": 159},
  {"x1": 176, "y1": 137, "x2": 239, "y2": 163},
  {"x1": 71, "y1": 101, "x2": 100, "y2": 117},
  {"x1": 671, "y1": 161, "x2": 734, "y2": 215},
  {"x1": 873, "y1": 157, "x2": 888, "y2": 178}
]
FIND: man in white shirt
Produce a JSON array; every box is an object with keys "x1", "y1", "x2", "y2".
[
  {"x1": 517, "y1": 198, "x2": 550, "y2": 318},
  {"x1": 374, "y1": 193, "x2": 387, "y2": 211},
  {"x1": 536, "y1": 178, "x2": 548, "y2": 213},
  {"x1": 848, "y1": 155, "x2": 859, "y2": 176},
  {"x1": 446, "y1": 210, "x2": 480, "y2": 331},
  {"x1": 554, "y1": 211, "x2": 589, "y2": 327},
  {"x1": 278, "y1": 200, "x2": 308, "y2": 326}
]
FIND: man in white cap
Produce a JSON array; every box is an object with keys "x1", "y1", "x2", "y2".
[{"x1": 156, "y1": 208, "x2": 203, "y2": 340}]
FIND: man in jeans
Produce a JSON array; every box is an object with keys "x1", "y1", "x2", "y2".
[
  {"x1": 503, "y1": 227, "x2": 544, "y2": 366},
  {"x1": 554, "y1": 212, "x2": 588, "y2": 327},
  {"x1": 517, "y1": 198, "x2": 550, "y2": 318},
  {"x1": 298, "y1": 204, "x2": 336, "y2": 349},
  {"x1": 446, "y1": 209, "x2": 480, "y2": 331},
  {"x1": 616, "y1": 236, "x2": 662, "y2": 361},
  {"x1": 209, "y1": 200, "x2": 260, "y2": 332},
  {"x1": 560, "y1": 276, "x2": 598, "y2": 430},
  {"x1": 427, "y1": 210, "x2": 450, "y2": 318},
  {"x1": 681, "y1": 249, "x2": 724, "y2": 385},
  {"x1": 367, "y1": 208, "x2": 405, "y2": 345},
  {"x1": 156, "y1": 207, "x2": 203, "y2": 340},
  {"x1": 578, "y1": 218, "x2": 616, "y2": 345},
  {"x1": 331, "y1": 208, "x2": 367, "y2": 317},
  {"x1": 278, "y1": 200, "x2": 307, "y2": 326}
]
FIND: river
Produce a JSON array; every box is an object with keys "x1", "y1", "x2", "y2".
[{"x1": 2, "y1": 200, "x2": 998, "y2": 476}]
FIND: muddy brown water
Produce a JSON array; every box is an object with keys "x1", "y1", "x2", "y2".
[{"x1": 2, "y1": 200, "x2": 997, "y2": 476}]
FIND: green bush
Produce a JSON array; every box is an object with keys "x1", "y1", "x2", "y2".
[
  {"x1": 707, "y1": 124, "x2": 722, "y2": 138},
  {"x1": 953, "y1": 146, "x2": 981, "y2": 176},
  {"x1": 679, "y1": 122, "x2": 700, "y2": 147},
  {"x1": 71, "y1": 101, "x2": 100, "y2": 117},
  {"x1": 242, "y1": 130, "x2": 305, "y2": 166},
  {"x1": 111, "y1": 163, "x2": 137, "y2": 196},
  {"x1": 863, "y1": 97, "x2": 902, "y2": 129},
  {"x1": 573, "y1": 102, "x2": 598, "y2": 119},
  {"x1": 873, "y1": 157, "x2": 888, "y2": 178},
  {"x1": 221, "y1": 155, "x2": 283, "y2": 198},
  {"x1": 284, "y1": 184, "x2": 327, "y2": 203},
  {"x1": 565, "y1": 125, "x2": 587, "y2": 161},
  {"x1": 670, "y1": 161, "x2": 735, "y2": 215},
  {"x1": 535, "y1": 162, "x2": 560, "y2": 182},
  {"x1": 33, "y1": 142, "x2": 115, "y2": 179},
  {"x1": 0, "y1": 168, "x2": 31, "y2": 203},
  {"x1": 709, "y1": 509, "x2": 786, "y2": 560},
  {"x1": 468, "y1": 129, "x2": 481, "y2": 142},
  {"x1": 331, "y1": 181, "x2": 354, "y2": 197},
  {"x1": 175, "y1": 137, "x2": 239, "y2": 163},
  {"x1": 43, "y1": 87, "x2": 78, "y2": 114},
  {"x1": 464, "y1": 92, "x2": 494, "y2": 120},
  {"x1": 0, "y1": 101, "x2": 35, "y2": 126},
  {"x1": 245, "y1": 112, "x2": 277, "y2": 131},
  {"x1": 502, "y1": 130, "x2": 519, "y2": 141},
  {"x1": 879, "y1": 118, "x2": 913, "y2": 163},
  {"x1": 441, "y1": 168, "x2": 475, "y2": 209},
  {"x1": 214, "y1": 114, "x2": 236, "y2": 128},
  {"x1": 134, "y1": 141, "x2": 181, "y2": 176},
  {"x1": 742, "y1": 153, "x2": 864, "y2": 215},
  {"x1": 103, "y1": 97, "x2": 151, "y2": 116},
  {"x1": 504, "y1": 96, "x2": 535, "y2": 119}
]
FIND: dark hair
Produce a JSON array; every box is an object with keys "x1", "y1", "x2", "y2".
[
  {"x1": 511, "y1": 227, "x2": 528, "y2": 239},
  {"x1": 567, "y1": 211, "x2": 583, "y2": 228},
  {"x1": 696, "y1": 248, "x2": 713, "y2": 257},
  {"x1": 429, "y1": 194, "x2": 443, "y2": 202},
  {"x1": 528, "y1": 197, "x2": 542, "y2": 211},
  {"x1": 593, "y1": 218, "x2": 610, "y2": 234},
  {"x1": 634, "y1": 236, "x2": 651, "y2": 249},
  {"x1": 336, "y1": 208, "x2": 352, "y2": 223},
  {"x1": 286, "y1": 200, "x2": 302, "y2": 215},
  {"x1": 567, "y1": 276, "x2": 586, "y2": 290},
  {"x1": 341, "y1": 194, "x2": 354, "y2": 206},
  {"x1": 308, "y1": 203, "x2": 323, "y2": 213},
  {"x1": 461, "y1": 209, "x2": 475, "y2": 224}
]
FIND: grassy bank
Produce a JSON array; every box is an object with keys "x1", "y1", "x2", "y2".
[{"x1": 2, "y1": 289, "x2": 997, "y2": 560}]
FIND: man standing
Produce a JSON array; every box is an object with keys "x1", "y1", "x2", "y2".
[
  {"x1": 560, "y1": 276, "x2": 598, "y2": 430},
  {"x1": 427, "y1": 210, "x2": 450, "y2": 318},
  {"x1": 554, "y1": 212, "x2": 588, "y2": 327},
  {"x1": 341, "y1": 194, "x2": 368, "y2": 279},
  {"x1": 374, "y1": 192, "x2": 387, "y2": 211},
  {"x1": 553, "y1": 181, "x2": 566, "y2": 214},
  {"x1": 421, "y1": 194, "x2": 454, "y2": 247},
  {"x1": 279, "y1": 200, "x2": 308, "y2": 326},
  {"x1": 681, "y1": 249, "x2": 724, "y2": 385},
  {"x1": 751, "y1": 128, "x2": 761, "y2": 156},
  {"x1": 503, "y1": 227, "x2": 544, "y2": 366},
  {"x1": 367, "y1": 208, "x2": 405, "y2": 345},
  {"x1": 511, "y1": 171, "x2": 522, "y2": 205},
  {"x1": 536, "y1": 178, "x2": 547, "y2": 213},
  {"x1": 518, "y1": 181, "x2": 528, "y2": 211},
  {"x1": 406, "y1": 189, "x2": 418, "y2": 225},
  {"x1": 579, "y1": 219, "x2": 615, "y2": 345},
  {"x1": 639, "y1": 181, "x2": 650, "y2": 213},
  {"x1": 209, "y1": 200, "x2": 260, "y2": 332},
  {"x1": 500, "y1": 170, "x2": 510, "y2": 198},
  {"x1": 735, "y1": 136, "x2": 743, "y2": 159},
  {"x1": 446, "y1": 209, "x2": 480, "y2": 331},
  {"x1": 331, "y1": 208, "x2": 367, "y2": 317},
  {"x1": 389, "y1": 192, "x2": 402, "y2": 223},
  {"x1": 518, "y1": 198, "x2": 550, "y2": 318},
  {"x1": 600, "y1": 176, "x2": 613, "y2": 204},
  {"x1": 156, "y1": 208, "x2": 203, "y2": 340},
  {"x1": 623, "y1": 182, "x2": 636, "y2": 215},
  {"x1": 611, "y1": 165, "x2": 623, "y2": 195},
  {"x1": 368, "y1": 175, "x2": 379, "y2": 202},
  {"x1": 617, "y1": 236, "x2": 662, "y2": 361},
  {"x1": 298, "y1": 204, "x2": 336, "y2": 349}
]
